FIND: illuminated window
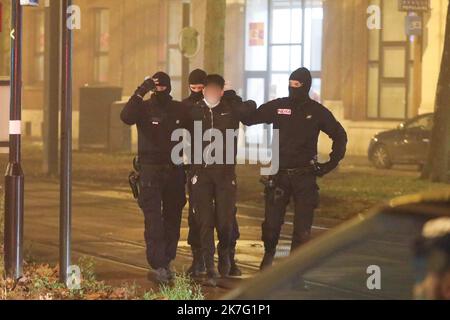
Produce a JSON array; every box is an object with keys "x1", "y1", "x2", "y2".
[
  {"x1": 245, "y1": 0, "x2": 322, "y2": 99},
  {"x1": 367, "y1": 0, "x2": 416, "y2": 120},
  {"x1": 244, "y1": 0, "x2": 323, "y2": 145}
]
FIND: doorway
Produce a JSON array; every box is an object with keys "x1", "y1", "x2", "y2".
[{"x1": 244, "y1": 0, "x2": 323, "y2": 145}]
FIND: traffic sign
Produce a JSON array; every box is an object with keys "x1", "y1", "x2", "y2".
[
  {"x1": 398, "y1": 0, "x2": 430, "y2": 12},
  {"x1": 19, "y1": 0, "x2": 39, "y2": 6},
  {"x1": 406, "y1": 15, "x2": 423, "y2": 36}
]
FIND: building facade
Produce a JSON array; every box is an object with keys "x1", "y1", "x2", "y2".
[{"x1": 0, "y1": 0, "x2": 446, "y2": 156}]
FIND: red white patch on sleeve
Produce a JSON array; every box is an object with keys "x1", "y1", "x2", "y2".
[{"x1": 277, "y1": 108, "x2": 292, "y2": 115}]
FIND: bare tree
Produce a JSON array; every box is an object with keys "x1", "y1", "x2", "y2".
[
  {"x1": 203, "y1": 0, "x2": 226, "y2": 75},
  {"x1": 422, "y1": 1, "x2": 450, "y2": 183}
]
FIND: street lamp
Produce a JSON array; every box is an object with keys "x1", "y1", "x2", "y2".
[
  {"x1": 4, "y1": 0, "x2": 39, "y2": 279},
  {"x1": 4, "y1": 0, "x2": 24, "y2": 281},
  {"x1": 3, "y1": 0, "x2": 74, "y2": 285},
  {"x1": 3, "y1": 0, "x2": 39, "y2": 281}
]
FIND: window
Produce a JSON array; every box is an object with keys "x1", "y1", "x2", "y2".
[
  {"x1": 268, "y1": 0, "x2": 323, "y2": 101},
  {"x1": 260, "y1": 212, "x2": 433, "y2": 300},
  {"x1": 244, "y1": 0, "x2": 323, "y2": 102},
  {"x1": 93, "y1": 8, "x2": 110, "y2": 84},
  {"x1": 244, "y1": 0, "x2": 323, "y2": 145},
  {"x1": 297, "y1": 214, "x2": 428, "y2": 299},
  {"x1": 367, "y1": 0, "x2": 416, "y2": 120}
]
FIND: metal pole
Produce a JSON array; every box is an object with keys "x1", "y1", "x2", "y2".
[
  {"x1": 59, "y1": 0, "x2": 73, "y2": 284},
  {"x1": 4, "y1": 0, "x2": 24, "y2": 280}
]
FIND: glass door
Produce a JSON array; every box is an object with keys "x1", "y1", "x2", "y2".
[
  {"x1": 269, "y1": 0, "x2": 303, "y2": 100},
  {"x1": 244, "y1": 0, "x2": 270, "y2": 145},
  {"x1": 244, "y1": 0, "x2": 323, "y2": 145}
]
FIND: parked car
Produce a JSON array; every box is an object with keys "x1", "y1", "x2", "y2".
[
  {"x1": 224, "y1": 190, "x2": 450, "y2": 300},
  {"x1": 368, "y1": 113, "x2": 434, "y2": 169}
]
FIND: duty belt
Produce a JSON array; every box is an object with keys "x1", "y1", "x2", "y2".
[
  {"x1": 141, "y1": 164, "x2": 184, "y2": 170},
  {"x1": 278, "y1": 166, "x2": 315, "y2": 176},
  {"x1": 191, "y1": 164, "x2": 236, "y2": 170}
]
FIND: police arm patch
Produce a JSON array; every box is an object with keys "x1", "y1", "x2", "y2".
[{"x1": 277, "y1": 108, "x2": 292, "y2": 115}]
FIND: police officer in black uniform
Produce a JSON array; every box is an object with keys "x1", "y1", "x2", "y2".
[
  {"x1": 188, "y1": 74, "x2": 256, "y2": 285},
  {"x1": 182, "y1": 70, "x2": 242, "y2": 278},
  {"x1": 182, "y1": 69, "x2": 207, "y2": 276},
  {"x1": 246, "y1": 67, "x2": 348, "y2": 270},
  {"x1": 120, "y1": 72, "x2": 187, "y2": 283}
]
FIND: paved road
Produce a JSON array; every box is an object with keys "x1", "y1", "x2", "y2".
[
  {"x1": 1, "y1": 149, "x2": 422, "y2": 299},
  {"x1": 19, "y1": 176, "x2": 335, "y2": 299}
]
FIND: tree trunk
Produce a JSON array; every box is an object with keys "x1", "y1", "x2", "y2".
[
  {"x1": 203, "y1": 0, "x2": 226, "y2": 75},
  {"x1": 422, "y1": 1, "x2": 450, "y2": 183},
  {"x1": 0, "y1": 0, "x2": 11, "y2": 76}
]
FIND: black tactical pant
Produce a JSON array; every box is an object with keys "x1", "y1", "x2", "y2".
[
  {"x1": 190, "y1": 166, "x2": 237, "y2": 268},
  {"x1": 138, "y1": 165, "x2": 187, "y2": 270},
  {"x1": 262, "y1": 171, "x2": 319, "y2": 254},
  {"x1": 187, "y1": 172, "x2": 240, "y2": 251}
]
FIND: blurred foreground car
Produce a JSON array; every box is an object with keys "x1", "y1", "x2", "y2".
[
  {"x1": 368, "y1": 113, "x2": 438, "y2": 169},
  {"x1": 225, "y1": 190, "x2": 450, "y2": 300}
]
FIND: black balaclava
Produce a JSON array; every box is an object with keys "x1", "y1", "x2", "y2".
[
  {"x1": 152, "y1": 71, "x2": 172, "y2": 105},
  {"x1": 289, "y1": 67, "x2": 312, "y2": 103},
  {"x1": 188, "y1": 69, "x2": 207, "y2": 102}
]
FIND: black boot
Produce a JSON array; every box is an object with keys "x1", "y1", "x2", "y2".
[
  {"x1": 229, "y1": 248, "x2": 242, "y2": 277},
  {"x1": 260, "y1": 250, "x2": 275, "y2": 271},
  {"x1": 153, "y1": 268, "x2": 170, "y2": 284},
  {"x1": 205, "y1": 255, "x2": 220, "y2": 286},
  {"x1": 187, "y1": 248, "x2": 205, "y2": 277},
  {"x1": 166, "y1": 263, "x2": 176, "y2": 281},
  {"x1": 291, "y1": 231, "x2": 311, "y2": 253},
  {"x1": 218, "y1": 248, "x2": 231, "y2": 277}
]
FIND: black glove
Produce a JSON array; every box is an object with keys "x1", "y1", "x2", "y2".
[
  {"x1": 245, "y1": 100, "x2": 257, "y2": 111},
  {"x1": 223, "y1": 90, "x2": 243, "y2": 103},
  {"x1": 135, "y1": 77, "x2": 156, "y2": 98},
  {"x1": 314, "y1": 161, "x2": 337, "y2": 177}
]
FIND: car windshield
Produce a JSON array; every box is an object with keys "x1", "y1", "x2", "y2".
[
  {"x1": 405, "y1": 115, "x2": 434, "y2": 131},
  {"x1": 265, "y1": 213, "x2": 431, "y2": 300}
]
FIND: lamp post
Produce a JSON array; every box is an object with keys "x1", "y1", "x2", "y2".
[{"x1": 4, "y1": 0, "x2": 24, "y2": 280}]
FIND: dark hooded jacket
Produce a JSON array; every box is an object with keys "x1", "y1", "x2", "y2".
[
  {"x1": 246, "y1": 67, "x2": 348, "y2": 169},
  {"x1": 181, "y1": 90, "x2": 256, "y2": 167},
  {"x1": 120, "y1": 72, "x2": 187, "y2": 165},
  {"x1": 184, "y1": 97, "x2": 255, "y2": 167}
]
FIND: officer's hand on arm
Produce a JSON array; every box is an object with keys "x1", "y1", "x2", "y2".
[
  {"x1": 239, "y1": 100, "x2": 257, "y2": 126},
  {"x1": 223, "y1": 90, "x2": 243, "y2": 104},
  {"x1": 223, "y1": 90, "x2": 256, "y2": 124},
  {"x1": 244, "y1": 99, "x2": 281, "y2": 126},
  {"x1": 135, "y1": 77, "x2": 156, "y2": 99},
  {"x1": 245, "y1": 100, "x2": 257, "y2": 110}
]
